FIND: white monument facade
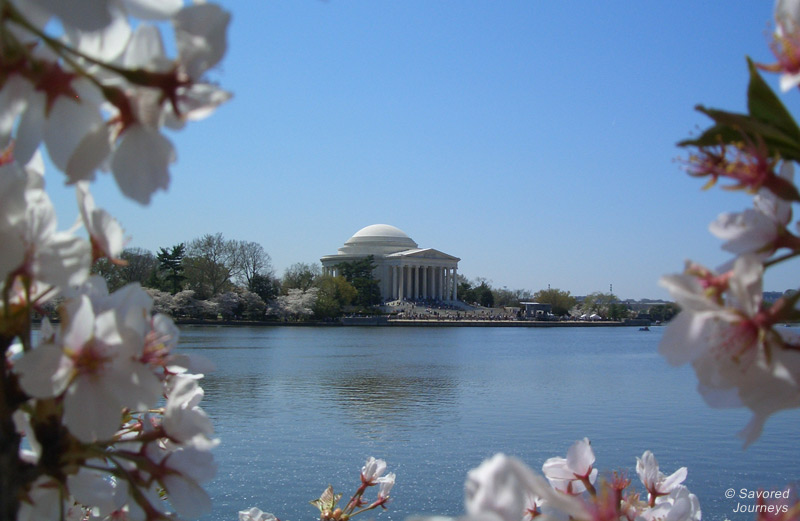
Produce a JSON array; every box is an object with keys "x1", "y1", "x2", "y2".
[{"x1": 320, "y1": 224, "x2": 460, "y2": 302}]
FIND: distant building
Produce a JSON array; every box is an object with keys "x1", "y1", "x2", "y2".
[
  {"x1": 519, "y1": 302, "x2": 552, "y2": 319},
  {"x1": 320, "y1": 224, "x2": 460, "y2": 302}
]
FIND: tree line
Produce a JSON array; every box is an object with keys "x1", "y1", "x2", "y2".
[
  {"x1": 91, "y1": 234, "x2": 387, "y2": 321},
  {"x1": 91, "y1": 233, "x2": 680, "y2": 322}
]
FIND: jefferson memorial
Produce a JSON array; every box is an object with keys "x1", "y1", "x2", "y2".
[{"x1": 320, "y1": 224, "x2": 460, "y2": 302}]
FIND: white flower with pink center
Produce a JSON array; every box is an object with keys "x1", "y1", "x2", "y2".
[
  {"x1": 542, "y1": 437, "x2": 598, "y2": 495},
  {"x1": 709, "y1": 162, "x2": 796, "y2": 261},
  {"x1": 659, "y1": 255, "x2": 800, "y2": 445},
  {"x1": 77, "y1": 182, "x2": 126, "y2": 262},
  {"x1": 636, "y1": 451, "x2": 687, "y2": 505},
  {"x1": 361, "y1": 457, "x2": 388, "y2": 485},
  {"x1": 15, "y1": 290, "x2": 162, "y2": 442}
]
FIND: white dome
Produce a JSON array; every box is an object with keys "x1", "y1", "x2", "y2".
[{"x1": 339, "y1": 224, "x2": 418, "y2": 254}]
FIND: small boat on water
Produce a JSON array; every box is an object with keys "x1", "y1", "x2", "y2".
[{"x1": 639, "y1": 326, "x2": 650, "y2": 331}]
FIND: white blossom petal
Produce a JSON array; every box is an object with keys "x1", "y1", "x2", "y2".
[
  {"x1": 174, "y1": 3, "x2": 230, "y2": 79},
  {"x1": 28, "y1": 0, "x2": 112, "y2": 31},
  {"x1": 14, "y1": 343, "x2": 71, "y2": 398},
  {"x1": 64, "y1": 375, "x2": 124, "y2": 442},
  {"x1": 123, "y1": 0, "x2": 183, "y2": 20},
  {"x1": 64, "y1": 2, "x2": 132, "y2": 62},
  {"x1": 65, "y1": 124, "x2": 113, "y2": 183},
  {"x1": 44, "y1": 82, "x2": 105, "y2": 172},
  {"x1": 111, "y1": 124, "x2": 174, "y2": 204}
]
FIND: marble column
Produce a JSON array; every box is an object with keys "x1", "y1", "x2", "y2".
[
  {"x1": 422, "y1": 266, "x2": 428, "y2": 298},
  {"x1": 414, "y1": 266, "x2": 419, "y2": 299},
  {"x1": 452, "y1": 267, "x2": 458, "y2": 301}
]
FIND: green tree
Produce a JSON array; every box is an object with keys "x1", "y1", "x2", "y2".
[
  {"x1": 458, "y1": 276, "x2": 476, "y2": 304},
  {"x1": 122, "y1": 248, "x2": 158, "y2": 286},
  {"x1": 230, "y1": 240, "x2": 273, "y2": 287},
  {"x1": 475, "y1": 281, "x2": 494, "y2": 308},
  {"x1": 580, "y1": 292, "x2": 619, "y2": 318},
  {"x1": 335, "y1": 255, "x2": 382, "y2": 308},
  {"x1": 93, "y1": 247, "x2": 158, "y2": 292},
  {"x1": 313, "y1": 274, "x2": 358, "y2": 318},
  {"x1": 648, "y1": 303, "x2": 680, "y2": 322},
  {"x1": 281, "y1": 262, "x2": 321, "y2": 292},
  {"x1": 458, "y1": 276, "x2": 495, "y2": 307},
  {"x1": 608, "y1": 302, "x2": 631, "y2": 321},
  {"x1": 492, "y1": 287, "x2": 533, "y2": 308},
  {"x1": 157, "y1": 243, "x2": 186, "y2": 294},
  {"x1": 184, "y1": 233, "x2": 235, "y2": 299},
  {"x1": 249, "y1": 272, "x2": 281, "y2": 303},
  {"x1": 532, "y1": 288, "x2": 577, "y2": 317}
]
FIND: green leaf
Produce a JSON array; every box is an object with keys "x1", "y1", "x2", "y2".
[
  {"x1": 678, "y1": 120, "x2": 742, "y2": 148},
  {"x1": 678, "y1": 106, "x2": 800, "y2": 161},
  {"x1": 310, "y1": 486, "x2": 342, "y2": 512},
  {"x1": 746, "y1": 57, "x2": 800, "y2": 144}
]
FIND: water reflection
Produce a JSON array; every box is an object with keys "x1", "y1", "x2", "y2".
[
  {"x1": 201, "y1": 372, "x2": 276, "y2": 421},
  {"x1": 317, "y1": 370, "x2": 459, "y2": 439}
]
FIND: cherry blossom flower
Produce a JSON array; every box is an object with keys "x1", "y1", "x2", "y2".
[
  {"x1": 637, "y1": 486, "x2": 702, "y2": 521},
  {"x1": 419, "y1": 446, "x2": 701, "y2": 521},
  {"x1": 2, "y1": 0, "x2": 231, "y2": 205},
  {"x1": 683, "y1": 136, "x2": 787, "y2": 195},
  {"x1": 1, "y1": 1, "x2": 228, "y2": 518},
  {"x1": 659, "y1": 256, "x2": 762, "y2": 366},
  {"x1": 158, "y1": 445, "x2": 216, "y2": 518},
  {"x1": 14, "y1": 289, "x2": 162, "y2": 442},
  {"x1": 0, "y1": 156, "x2": 91, "y2": 303},
  {"x1": 465, "y1": 453, "x2": 545, "y2": 521},
  {"x1": 659, "y1": 255, "x2": 800, "y2": 445},
  {"x1": 23, "y1": 0, "x2": 182, "y2": 33},
  {"x1": 766, "y1": 0, "x2": 800, "y2": 90},
  {"x1": 464, "y1": 453, "x2": 586, "y2": 521},
  {"x1": 362, "y1": 457, "x2": 388, "y2": 485},
  {"x1": 377, "y1": 473, "x2": 396, "y2": 503},
  {"x1": 709, "y1": 162, "x2": 798, "y2": 260},
  {"x1": 76, "y1": 182, "x2": 126, "y2": 262},
  {"x1": 542, "y1": 438, "x2": 598, "y2": 495},
  {"x1": 162, "y1": 375, "x2": 214, "y2": 443},
  {"x1": 635, "y1": 451, "x2": 687, "y2": 506}
]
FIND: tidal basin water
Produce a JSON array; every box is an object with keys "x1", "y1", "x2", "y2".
[{"x1": 181, "y1": 325, "x2": 799, "y2": 521}]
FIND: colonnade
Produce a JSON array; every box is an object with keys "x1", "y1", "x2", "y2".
[{"x1": 387, "y1": 264, "x2": 457, "y2": 301}]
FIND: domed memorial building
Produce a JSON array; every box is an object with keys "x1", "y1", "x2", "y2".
[{"x1": 320, "y1": 224, "x2": 460, "y2": 302}]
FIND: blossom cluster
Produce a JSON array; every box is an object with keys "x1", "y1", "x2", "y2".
[
  {"x1": 0, "y1": 0, "x2": 229, "y2": 519},
  {"x1": 410, "y1": 439, "x2": 699, "y2": 521},
  {"x1": 240, "y1": 457, "x2": 396, "y2": 521},
  {"x1": 659, "y1": 0, "x2": 800, "y2": 447}
]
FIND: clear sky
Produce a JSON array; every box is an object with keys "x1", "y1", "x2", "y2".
[{"x1": 45, "y1": 1, "x2": 800, "y2": 300}]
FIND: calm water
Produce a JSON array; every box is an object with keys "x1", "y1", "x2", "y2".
[{"x1": 178, "y1": 325, "x2": 799, "y2": 521}]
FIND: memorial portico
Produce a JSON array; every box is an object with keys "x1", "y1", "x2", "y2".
[{"x1": 321, "y1": 224, "x2": 460, "y2": 302}]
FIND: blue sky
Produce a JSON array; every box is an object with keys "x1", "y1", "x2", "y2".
[{"x1": 46, "y1": 1, "x2": 800, "y2": 300}]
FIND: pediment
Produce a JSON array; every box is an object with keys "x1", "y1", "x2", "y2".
[{"x1": 386, "y1": 248, "x2": 460, "y2": 261}]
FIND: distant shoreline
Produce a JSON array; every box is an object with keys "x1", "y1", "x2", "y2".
[{"x1": 174, "y1": 318, "x2": 653, "y2": 328}]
